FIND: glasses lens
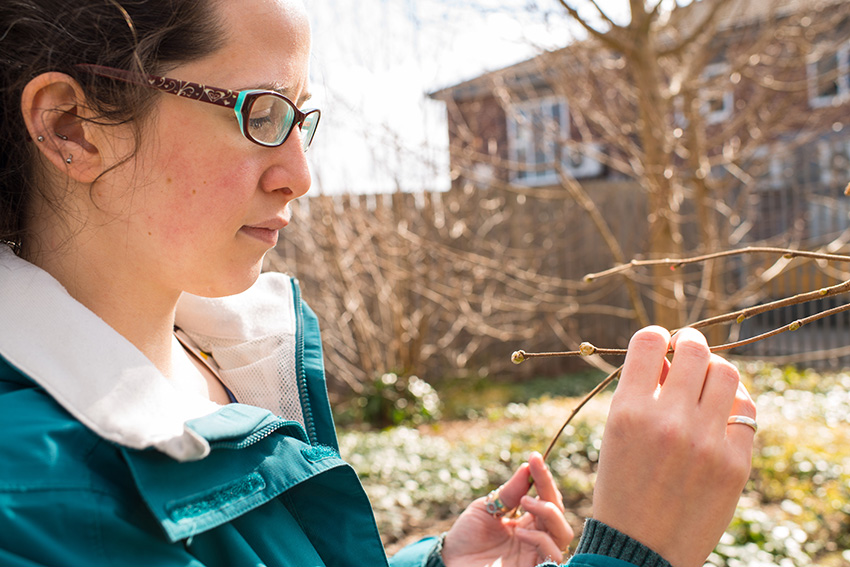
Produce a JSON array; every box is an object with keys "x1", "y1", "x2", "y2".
[
  {"x1": 301, "y1": 111, "x2": 320, "y2": 152},
  {"x1": 247, "y1": 94, "x2": 295, "y2": 145}
]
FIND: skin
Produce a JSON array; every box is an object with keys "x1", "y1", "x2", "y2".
[
  {"x1": 19, "y1": 0, "x2": 573, "y2": 563},
  {"x1": 442, "y1": 452, "x2": 574, "y2": 566},
  {"x1": 19, "y1": 2, "x2": 753, "y2": 564},
  {"x1": 22, "y1": 0, "x2": 312, "y2": 396},
  {"x1": 593, "y1": 326, "x2": 757, "y2": 567}
]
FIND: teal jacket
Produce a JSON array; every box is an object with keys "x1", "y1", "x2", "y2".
[{"x1": 0, "y1": 246, "x2": 665, "y2": 567}]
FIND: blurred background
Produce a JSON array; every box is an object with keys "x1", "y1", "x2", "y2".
[{"x1": 266, "y1": 1, "x2": 850, "y2": 563}]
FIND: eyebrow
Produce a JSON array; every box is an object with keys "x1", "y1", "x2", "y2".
[{"x1": 250, "y1": 83, "x2": 313, "y2": 107}]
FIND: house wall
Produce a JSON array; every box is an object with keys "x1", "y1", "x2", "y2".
[{"x1": 433, "y1": 6, "x2": 850, "y2": 369}]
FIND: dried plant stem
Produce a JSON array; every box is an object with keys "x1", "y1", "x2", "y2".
[
  {"x1": 528, "y1": 303, "x2": 850, "y2": 463},
  {"x1": 708, "y1": 301, "x2": 850, "y2": 352},
  {"x1": 690, "y1": 278, "x2": 850, "y2": 330},
  {"x1": 520, "y1": 246, "x2": 850, "y2": 464},
  {"x1": 513, "y1": 276, "x2": 850, "y2": 365},
  {"x1": 584, "y1": 247, "x2": 850, "y2": 282},
  {"x1": 542, "y1": 366, "x2": 622, "y2": 461}
]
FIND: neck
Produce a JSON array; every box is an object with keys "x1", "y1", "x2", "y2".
[{"x1": 28, "y1": 238, "x2": 182, "y2": 378}]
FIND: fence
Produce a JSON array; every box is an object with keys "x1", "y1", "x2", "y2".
[{"x1": 270, "y1": 176, "x2": 850, "y2": 393}]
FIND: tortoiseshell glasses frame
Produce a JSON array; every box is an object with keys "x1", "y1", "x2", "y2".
[{"x1": 76, "y1": 64, "x2": 321, "y2": 151}]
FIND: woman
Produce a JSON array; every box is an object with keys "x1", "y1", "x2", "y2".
[{"x1": 0, "y1": 0, "x2": 756, "y2": 565}]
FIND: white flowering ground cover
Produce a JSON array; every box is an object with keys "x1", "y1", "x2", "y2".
[{"x1": 339, "y1": 363, "x2": 850, "y2": 566}]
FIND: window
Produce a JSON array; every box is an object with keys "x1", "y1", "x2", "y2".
[
  {"x1": 808, "y1": 194, "x2": 850, "y2": 241},
  {"x1": 809, "y1": 42, "x2": 850, "y2": 107},
  {"x1": 507, "y1": 97, "x2": 602, "y2": 185},
  {"x1": 701, "y1": 63, "x2": 733, "y2": 124},
  {"x1": 816, "y1": 137, "x2": 850, "y2": 186}
]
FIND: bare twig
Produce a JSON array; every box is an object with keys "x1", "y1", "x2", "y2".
[
  {"x1": 529, "y1": 300, "x2": 850, "y2": 465},
  {"x1": 542, "y1": 366, "x2": 622, "y2": 460},
  {"x1": 583, "y1": 247, "x2": 850, "y2": 282}
]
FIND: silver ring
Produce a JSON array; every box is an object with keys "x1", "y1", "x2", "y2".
[
  {"x1": 727, "y1": 415, "x2": 757, "y2": 433},
  {"x1": 484, "y1": 488, "x2": 508, "y2": 518}
]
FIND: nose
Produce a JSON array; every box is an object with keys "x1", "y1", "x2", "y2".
[{"x1": 259, "y1": 128, "x2": 312, "y2": 199}]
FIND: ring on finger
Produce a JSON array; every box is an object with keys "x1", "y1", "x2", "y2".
[
  {"x1": 727, "y1": 415, "x2": 757, "y2": 433},
  {"x1": 485, "y1": 488, "x2": 510, "y2": 518}
]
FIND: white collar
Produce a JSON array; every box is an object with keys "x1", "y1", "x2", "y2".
[{"x1": 0, "y1": 246, "x2": 221, "y2": 461}]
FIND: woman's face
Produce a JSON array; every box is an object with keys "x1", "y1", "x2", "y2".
[{"x1": 95, "y1": 0, "x2": 313, "y2": 298}]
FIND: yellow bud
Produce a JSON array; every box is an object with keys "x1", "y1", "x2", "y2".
[
  {"x1": 736, "y1": 314, "x2": 746, "y2": 324},
  {"x1": 579, "y1": 342, "x2": 596, "y2": 356},
  {"x1": 789, "y1": 321, "x2": 802, "y2": 331},
  {"x1": 511, "y1": 351, "x2": 526, "y2": 364}
]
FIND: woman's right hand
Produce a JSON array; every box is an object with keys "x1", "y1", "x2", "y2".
[{"x1": 591, "y1": 326, "x2": 757, "y2": 567}]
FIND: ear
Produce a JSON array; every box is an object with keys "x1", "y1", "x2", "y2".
[{"x1": 21, "y1": 72, "x2": 104, "y2": 183}]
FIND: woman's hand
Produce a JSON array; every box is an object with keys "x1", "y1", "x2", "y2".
[
  {"x1": 441, "y1": 452, "x2": 573, "y2": 567},
  {"x1": 593, "y1": 326, "x2": 757, "y2": 567}
]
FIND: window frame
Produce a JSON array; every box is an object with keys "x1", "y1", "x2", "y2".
[
  {"x1": 808, "y1": 41, "x2": 850, "y2": 108},
  {"x1": 506, "y1": 96, "x2": 601, "y2": 186},
  {"x1": 701, "y1": 62, "x2": 734, "y2": 124}
]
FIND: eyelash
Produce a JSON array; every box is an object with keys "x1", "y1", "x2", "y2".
[{"x1": 249, "y1": 116, "x2": 273, "y2": 129}]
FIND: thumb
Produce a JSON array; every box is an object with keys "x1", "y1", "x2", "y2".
[{"x1": 490, "y1": 461, "x2": 532, "y2": 514}]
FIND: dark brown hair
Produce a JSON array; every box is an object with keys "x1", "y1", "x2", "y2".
[{"x1": 0, "y1": 0, "x2": 223, "y2": 253}]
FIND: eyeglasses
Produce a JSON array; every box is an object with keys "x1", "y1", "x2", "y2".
[{"x1": 75, "y1": 64, "x2": 320, "y2": 151}]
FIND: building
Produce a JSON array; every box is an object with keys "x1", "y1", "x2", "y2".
[{"x1": 428, "y1": 0, "x2": 850, "y2": 366}]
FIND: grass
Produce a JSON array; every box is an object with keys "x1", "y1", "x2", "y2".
[{"x1": 337, "y1": 363, "x2": 850, "y2": 566}]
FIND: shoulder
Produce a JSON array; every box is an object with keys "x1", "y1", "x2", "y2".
[
  {"x1": 0, "y1": 355, "x2": 125, "y2": 493},
  {"x1": 0, "y1": 357, "x2": 198, "y2": 565}
]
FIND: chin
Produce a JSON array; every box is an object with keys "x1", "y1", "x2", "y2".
[{"x1": 186, "y1": 260, "x2": 264, "y2": 299}]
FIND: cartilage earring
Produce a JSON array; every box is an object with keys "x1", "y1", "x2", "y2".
[
  {"x1": 36, "y1": 136, "x2": 44, "y2": 142},
  {"x1": 65, "y1": 155, "x2": 72, "y2": 164},
  {"x1": 56, "y1": 133, "x2": 69, "y2": 141}
]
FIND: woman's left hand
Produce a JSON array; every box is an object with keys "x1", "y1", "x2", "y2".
[{"x1": 440, "y1": 452, "x2": 573, "y2": 567}]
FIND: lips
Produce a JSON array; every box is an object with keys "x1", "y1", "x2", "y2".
[{"x1": 240, "y1": 217, "x2": 288, "y2": 246}]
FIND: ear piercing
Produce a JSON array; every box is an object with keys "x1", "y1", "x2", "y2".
[
  {"x1": 35, "y1": 134, "x2": 69, "y2": 142},
  {"x1": 34, "y1": 134, "x2": 73, "y2": 164}
]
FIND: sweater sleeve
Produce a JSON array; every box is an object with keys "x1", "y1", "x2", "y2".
[{"x1": 564, "y1": 519, "x2": 672, "y2": 567}]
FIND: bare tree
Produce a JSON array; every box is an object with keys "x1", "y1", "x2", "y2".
[
  {"x1": 270, "y1": 0, "x2": 850, "y2": 394},
  {"x1": 439, "y1": 0, "x2": 850, "y2": 341}
]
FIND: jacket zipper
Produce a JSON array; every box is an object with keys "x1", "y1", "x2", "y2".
[
  {"x1": 291, "y1": 278, "x2": 317, "y2": 444},
  {"x1": 209, "y1": 418, "x2": 307, "y2": 450}
]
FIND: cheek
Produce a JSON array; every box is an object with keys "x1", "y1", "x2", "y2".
[
  {"x1": 145, "y1": 149, "x2": 259, "y2": 241},
  {"x1": 132, "y1": 104, "x2": 263, "y2": 242}
]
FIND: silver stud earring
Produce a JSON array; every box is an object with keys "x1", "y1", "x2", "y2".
[
  {"x1": 36, "y1": 136, "x2": 45, "y2": 142},
  {"x1": 65, "y1": 155, "x2": 73, "y2": 164},
  {"x1": 56, "y1": 133, "x2": 69, "y2": 141}
]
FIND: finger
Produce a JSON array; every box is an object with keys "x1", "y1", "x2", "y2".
[
  {"x1": 726, "y1": 381, "x2": 757, "y2": 450},
  {"x1": 491, "y1": 462, "x2": 531, "y2": 513},
  {"x1": 528, "y1": 452, "x2": 564, "y2": 512},
  {"x1": 520, "y1": 495, "x2": 574, "y2": 552},
  {"x1": 514, "y1": 527, "x2": 565, "y2": 564},
  {"x1": 617, "y1": 326, "x2": 671, "y2": 399},
  {"x1": 661, "y1": 327, "x2": 711, "y2": 404},
  {"x1": 698, "y1": 354, "x2": 740, "y2": 431},
  {"x1": 657, "y1": 355, "x2": 671, "y2": 388}
]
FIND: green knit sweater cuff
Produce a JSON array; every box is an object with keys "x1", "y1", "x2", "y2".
[{"x1": 574, "y1": 519, "x2": 672, "y2": 567}]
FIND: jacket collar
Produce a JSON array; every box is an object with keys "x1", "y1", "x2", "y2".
[{"x1": 0, "y1": 245, "x2": 292, "y2": 462}]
